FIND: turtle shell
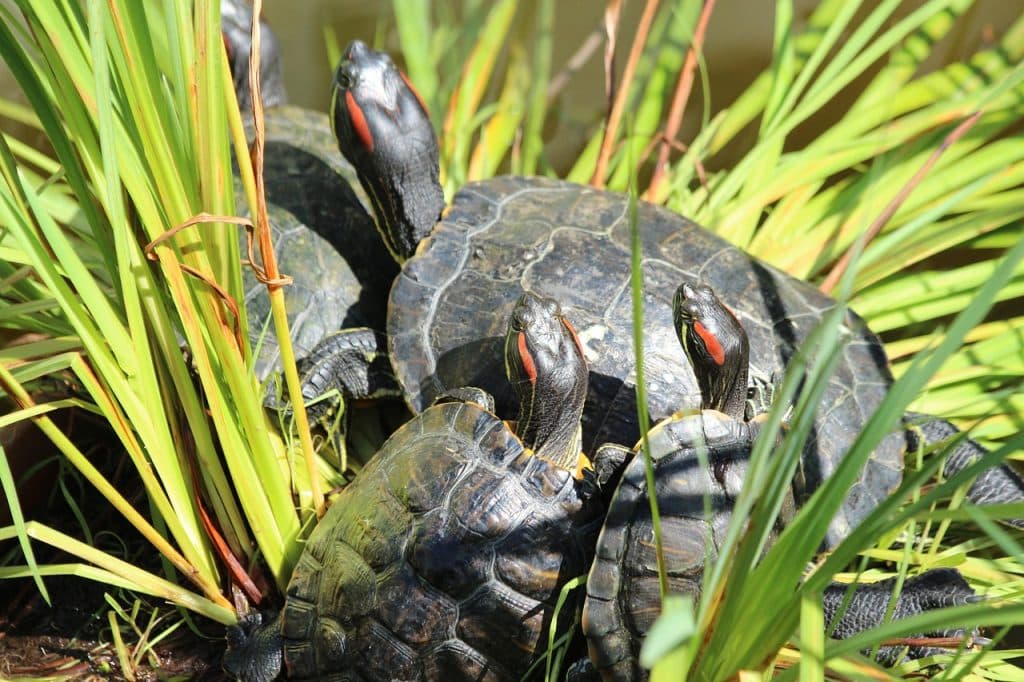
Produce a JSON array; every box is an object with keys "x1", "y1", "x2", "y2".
[
  {"x1": 278, "y1": 398, "x2": 602, "y2": 680},
  {"x1": 240, "y1": 106, "x2": 398, "y2": 378},
  {"x1": 389, "y1": 175, "x2": 903, "y2": 543},
  {"x1": 582, "y1": 411, "x2": 779, "y2": 680}
]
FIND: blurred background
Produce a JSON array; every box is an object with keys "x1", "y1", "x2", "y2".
[
  {"x1": 262, "y1": 0, "x2": 1018, "y2": 170},
  {"x1": 0, "y1": 0, "x2": 1016, "y2": 171}
]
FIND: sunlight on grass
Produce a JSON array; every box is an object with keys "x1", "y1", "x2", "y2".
[{"x1": 0, "y1": 0, "x2": 1020, "y2": 678}]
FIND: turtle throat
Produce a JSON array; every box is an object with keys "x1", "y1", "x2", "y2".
[
  {"x1": 516, "y1": 370, "x2": 587, "y2": 472},
  {"x1": 706, "y1": 352, "x2": 748, "y2": 420},
  {"x1": 358, "y1": 156, "x2": 444, "y2": 263}
]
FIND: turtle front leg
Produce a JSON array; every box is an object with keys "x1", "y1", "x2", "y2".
[
  {"x1": 265, "y1": 328, "x2": 400, "y2": 457},
  {"x1": 583, "y1": 443, "x2": 635, "y2": 505},
  {"x1": 224, "y1": 610, "x2": 284, "y2": 682},
  {"x1": 293, "y1": 328, "x2": 400, "y2": 405},
  {"x1": 266, "y1": 327, "x2": 400, "y2": 417}
]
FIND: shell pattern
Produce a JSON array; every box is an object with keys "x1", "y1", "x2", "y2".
[
  {"x1": 279, "y1": 399, "x2": 602, "y2": 680},
  {"x1": 390, "y1": 175, "x2": 903, "y2": 544}
]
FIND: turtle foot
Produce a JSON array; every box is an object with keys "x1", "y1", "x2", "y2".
[
  {"x1": 823, "y1": 567, "x2": 983, "y2": 665},
  {"x1": 586, "y1": 444, "x2": 634, "y2": 505},
  {"x1": 224, "y1": 610, "x2": 283, "y2": 682},
  {"x1": 908, "y1": 413, "x2": 1024, "y2": 529}
]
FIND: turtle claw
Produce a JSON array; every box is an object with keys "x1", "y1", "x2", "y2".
[{"x1": 586, "y1": 444, "x2": 634, "y2": 504}]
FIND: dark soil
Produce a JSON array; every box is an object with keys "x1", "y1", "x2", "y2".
[
  {"x1": 0, "y1": 631, "x2": 225, "y2": 681},
  {"x1": 1, "y1": 559, "x2": 228, "y2": 680},
  {"x1": 0, "y1": 405, "x2": 229, "y2": 680}
]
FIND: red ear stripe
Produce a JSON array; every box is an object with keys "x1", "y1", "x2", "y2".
[
  {"x1": 401, "y1": 71, "x2": 428, "y2": 114},
  {"x1": 518, "y1": 331, "x2": 537, "y2": 385},
  {"x1": 345, "y1": 90, "x2": 374, "y2": 152},
  {"x1": 694, "y1": 321, "x2": 725, "y2": 366}
]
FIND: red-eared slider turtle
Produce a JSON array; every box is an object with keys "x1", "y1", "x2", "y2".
[
  {"x1": 328, "y1": 40, "x2": 871, "y2": 456},
  {"x1": 308, "y1": 40, "x2": 1022, "y2": 550},
  {"x1": 580, "y1": 282, "x2": 992, "y2": 680},
  {"x1": 222, "y1": 2, "x2": 398, "y2": 385},
  {"x1": 224, "y1": 292, "x2": 603, "y2": 681}
]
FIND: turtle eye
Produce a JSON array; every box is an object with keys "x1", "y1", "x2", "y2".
[{"x1": 336, "y1": 70, "x2": 352, "y2": 90}]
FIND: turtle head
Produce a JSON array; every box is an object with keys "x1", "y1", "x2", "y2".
[
  {"x1": 221, "y1": 0, "x2": 287, "y2": 112},
  {"x1": 331, "y1": 41, "x2": 445, "y2": 263},
  {"x1": 673, "y1": 282, "x2": 749, "y2": 419},
  {"x1": 504, "y1": 292, "x2": 588, "y2": 471}
]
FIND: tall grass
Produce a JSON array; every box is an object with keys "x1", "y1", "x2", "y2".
[
  {"x1": 0, "y1": 0, "x2": 1021, "y2": 678},
  {"x1": 388, "y1": 0, "x2": 1023, "y2": 678},
  {"x1": 0, "y1": 0, "x2": 318, "y2": 623}
]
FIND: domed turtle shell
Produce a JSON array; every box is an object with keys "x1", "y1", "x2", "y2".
[
  {"x1": 278, "y1": 397, "x2": 601, "y2": 680},
  {"x1": 239, "y1": 107, "x2": 398, "y2": 378},
  {"x1": 580, "y1": 413, "x2": 985, "y2": 679},
  {"x1": 389, "y1": 176, "x2": 902, "y2": 542},
  {"x1": 582, "y1": 410, "x2": 768, "y2": 681},
  {"x1": 324, "y1": 40, "x2": 901, "y2": 544}
]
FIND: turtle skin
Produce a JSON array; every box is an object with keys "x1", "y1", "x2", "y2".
[
  {"x1": 266, "y1": 398, "x2": 601, "y2": 680},
  {"x1": 389, "y1": 175, "x2": 901, "y2": 547},
  {"x1": 238, "y1": 106, "x2": 398, "y2": 379}
]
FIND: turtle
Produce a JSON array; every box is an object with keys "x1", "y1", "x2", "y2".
[
  {"x1": 304, "y1": 39, "x2": 1023, "y2": 550},
  {"x1": 221, "y1": 0, "x2": 398, "y2": 387},
  {"x1": 223, "y1": 291, "x2": 604, "y2": 681},
  {"x1": 580, "y1": 281, "x2": 992, "y2": 680}
]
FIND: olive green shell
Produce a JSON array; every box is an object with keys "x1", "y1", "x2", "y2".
[
  {"x1": 389, "y1": 175, "x2": 903, "y2": 546},
  {"x1": 279, "y1": 399, "x2": 601, "y2": 680},
  {"x1": 240, "y1": 106, "x2": 397, "y2": 378},
  {"x1": 582, "y1": 411, "x2": 782, "y2": 681}
]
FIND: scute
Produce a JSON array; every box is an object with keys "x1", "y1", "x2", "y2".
[
  {"x1": 278, "y1": 399, "x2": 600, "y2": 679},
  {"x1": 456, "y1": 583, "x2": 548, "y2": 673},
  {"x1": 408, "y1": 507, "x2": 496, "y2": 599},
  {"x1": 386, "y1": 434, "x2": 468, "y2": 513},
  {"x1": 422, "y1": 640, "x2": 510, "y2": 682},
  {"x1": 374, "y1": 563, "x2": 455, "y2": 649},
  {"x1": 452, "y1": 468, "x2": 533, "y2": 536}
]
